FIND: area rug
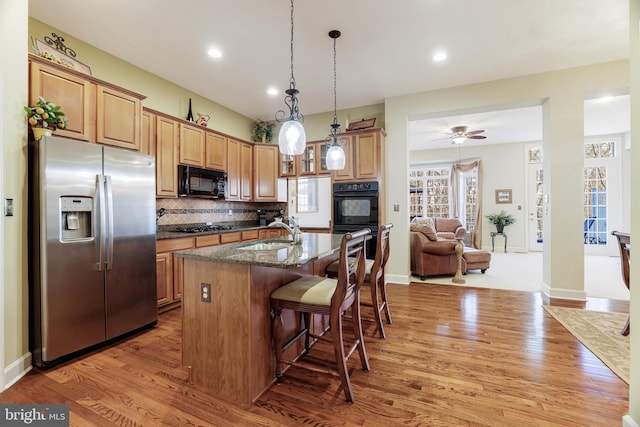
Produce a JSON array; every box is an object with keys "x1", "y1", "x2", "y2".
[{"x1": 543, "y1": 305, "x2": 629, "y2": 384}]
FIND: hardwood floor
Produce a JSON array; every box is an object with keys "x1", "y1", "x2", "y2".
[{"x1": 0, "y1": 283, "x2": 629, "y2": 426}]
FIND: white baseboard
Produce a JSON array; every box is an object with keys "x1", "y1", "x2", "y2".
[
  {"x1": 387, "y1": 273, "x2": 410, "y2": 285},
  {"x1": 542, "y1": 282, "x2": 587, "y2": 301},
  {"x1": 3, "y1": 352, "x2": 32, "y2": 390},
  {"x1": 623, "y1": 415, "x2": 639, "y2": 427}
]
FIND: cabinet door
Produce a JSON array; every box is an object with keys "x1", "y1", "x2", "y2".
[
  {"x1": 156, "y1": 252, "x2": 173, "y2": 306},
  {"x1": 226, "y1": 138, "x2": 241, "y2": 199},
  {"x1": 253, "y1": 144, "x2": 278, "y2": 201},
  {"x1": 332, "y1": 136, "x2": 354, "y2": 181},
  {"x1": 205, "y1": 132, "x2": 228, "y2": 171},
  {"x1": 29, "y1": 61, "x2": 94, "y2": 141},
  {"x1": 173, "y1": 256, "x2": 184, "y2": 301},
  {"x1": 156, "y1": 116, "x2": 179, "y2": 197},
  {"x1": 179, "y1": 123, "x2": 205, "y2": 167},
  {"x1": 96, "y1": 85, "x2": 142, "y2": 150},
  {"x1": 317, "y1": 142, "x2": 331, "y2": 175},
  {"x1": 298, "y1": 144, "x2": 317, "y2": 175},
  {"x1": 141, "y1": 110, "x2": 156, "y2": 156},
  {"x1": 240, "y1": 142, "x2": 253, "y2": 201},
  {"x1": 355, "y1": 131, "x2": 380, "y2": 180},
  {"x1": 279, "y1": 154, "x2": 296, "y2": 177}
]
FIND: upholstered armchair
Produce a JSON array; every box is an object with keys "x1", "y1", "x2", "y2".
[{"x1": 410, "y1": 217, "x2": 467, "y2": 279}]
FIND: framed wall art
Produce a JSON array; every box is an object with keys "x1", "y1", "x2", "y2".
[{"x1": 495, "y1": 189, "x2": 512, "y2": 204}]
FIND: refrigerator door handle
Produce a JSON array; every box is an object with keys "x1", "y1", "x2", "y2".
[
  {"x1": 97, "y1": 174, "x2": 106, "y2": 271},
  {"x1": 105, "y1": 175, "x2": 114, "y2": 271}
]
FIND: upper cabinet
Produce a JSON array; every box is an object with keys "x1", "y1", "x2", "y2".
[
  {"x1": 227, "y1": 138, "x2": 252, "y2": 201},
  {"x1": 28, "y1": 54, "x2": 145, "y2": 150},
  {"x1": 205, "y1": 132, "x2": 228, "y2": 171},
  {"x1": 29, "y1": 58, "x2": 93, "y2": 141},
  {"x1": 253, "y1": 144, "x2": 278, "y2": 202},
  {"x1": 156, "y1": 115, "x2": 179, "y2": 198},
  {"x1": 332, "y1": 129, "x2": 384, "y2": 182},
  {"x1": 140, "y1": 109, "x2": 156, "y2": 156},
  {"x1": 179, "y1": 123, "x2": 206, "y2": 167}
]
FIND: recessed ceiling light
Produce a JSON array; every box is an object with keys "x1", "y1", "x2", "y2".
[
  {"x1": 432, "y1": 51, "x2": 447, "y2": 62},
  {"x1": 207, "y1": 48, "x2": 222, "y2": 58},
  {"x1": 267, "y1": 87, "x2": 278, "y2": 96}
]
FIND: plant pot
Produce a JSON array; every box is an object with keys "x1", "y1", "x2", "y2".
[
  {"x1": 32, "y1": 127, "x2": 53, "y2": 141},
  {"x1": 496, "y1": 224, "x2": 505, "y2": 234}
]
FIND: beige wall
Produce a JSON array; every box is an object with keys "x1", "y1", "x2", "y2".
[
  {"x1": 1, "y1": 0, "x2": 29, "y2": 381},
  {"x1": 384, "y1": 60, "x2": 629, "y2": 294}
]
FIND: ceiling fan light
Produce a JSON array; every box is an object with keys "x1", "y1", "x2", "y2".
[
  {"x1": 278, "y1": 120, "x2": 306, "y2": 155},
  {"x1": 452, "y1": 136, "x2": 466, "y2": 144},
  {"x1": 326, "y1": 144, "x2": 346, "y2": 170}
]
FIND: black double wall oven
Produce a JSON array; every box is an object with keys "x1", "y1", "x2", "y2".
[{"x1": 333, "y1": 181, "x2": 379, "y2": 258}]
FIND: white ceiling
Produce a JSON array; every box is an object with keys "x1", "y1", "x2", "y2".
[{"x1": 29, "y1": 0, "x2": 630, "y2": 149}]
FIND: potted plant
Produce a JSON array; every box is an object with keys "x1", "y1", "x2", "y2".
[
  {"x1": 251, "y1": 121, "x2": 275, "y2": 143},
  {"x1": 24, "y1": 96, "x2": 68, "y2": 140},
  {"x1": 486, "y1": 210, "x2": 516, "y2": 233}
]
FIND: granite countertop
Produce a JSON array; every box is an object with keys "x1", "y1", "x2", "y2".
[{"x1": 174, "y1": 233, "x2": 343, "y2": 268}]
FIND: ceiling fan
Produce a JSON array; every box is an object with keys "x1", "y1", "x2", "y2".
[{"x1": 446, "y1": 126, "x2": 486, "y2": 144}]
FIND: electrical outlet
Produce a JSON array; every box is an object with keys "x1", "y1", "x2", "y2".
[
  {"x1": 4, "y1": 199, "x2": 14, "y2": 216},
  {"x1": 228, "y1": 209, "x2": 233, "y2": 216},
  {"x1": 201, "y1": 283, "x2": 211, "y2": 303}
]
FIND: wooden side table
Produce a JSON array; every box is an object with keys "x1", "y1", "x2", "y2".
[{"x1": 490, "y1": 232, "x2": 507, "y2": 252}]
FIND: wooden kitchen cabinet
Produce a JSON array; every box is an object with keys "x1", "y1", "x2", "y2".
[
  {"x1": 279, "y1": 153, "x2": 296, "y2": 177},
  {"x1": 298, "y1": 144, "x2": 317, "y2": 175},
  {"x1": 29, "y1": 57, "x2": 94, "y2": 141},
  {"x1": 29, "y1": 54, "x2": 145, "y2": 150},
  {"x1": 96, "y1": 85, "x2": 142, "y2": 150},
  {"x1": 140, "y1": 109, "x2": 156, "y2": 156},
  {"x1": 205, "y1": 132, "x2": 228, "y2": 171},
  {"x1": 156, "y1": 115, "x2": 180, "y2": 197},
  {"x1": 240, "y1": 142, "x2": 253, "y2": 201},
  {"x1": 253, "y1": 144, "x2": 278, "y2": 201},
  {"x1": 156, "y1": 237, "x2": 195, "y2": 310},
  {"x1": 226, "y1": 138, "x2": 241, "y2": 199},
  {"x1": 332, "y1": 129, "x2": 384, "y2": 182},
  {"x1": 331, "y1": 135, "x2": 354, "y2": 181},
  {"x1": 179, "y1": 123, "x2": 206, "y2": 167}
]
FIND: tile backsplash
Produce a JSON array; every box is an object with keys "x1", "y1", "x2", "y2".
[{"x1": 156, "y1": 198, "x2": 287, "y2": 226}]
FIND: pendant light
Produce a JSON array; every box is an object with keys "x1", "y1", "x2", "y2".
[
  {"x1": 275, "y1": 0, "x2": 306, "y2": 155},
  {"x1": 325, "y1": 30, "x2": 346, "y2": 170}
]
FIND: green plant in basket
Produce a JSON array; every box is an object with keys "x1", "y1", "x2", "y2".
[{"x1": 24, "y1": 96, "x2": 68, "y2": 130}]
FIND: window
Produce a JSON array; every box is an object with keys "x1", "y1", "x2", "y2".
[
  {"x1": 410, "y1": 167, "x2": 451, "y2": 219},
  {"x1": 462, "y1": 173, "x2": 477, "y2": 232},
  {"x1": 583, "y1": 139, "x2": 614, "y2": 246}
]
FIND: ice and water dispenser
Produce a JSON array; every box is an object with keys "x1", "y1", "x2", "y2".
[{"x1": 60, "y1": 196, "x2": 93, "y2": 241}]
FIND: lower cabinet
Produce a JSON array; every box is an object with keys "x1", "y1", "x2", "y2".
[
  {"x1": 156, "y1": 228, "x2": 283, "y2": 310},
  {"x1": 156, "y1": 237, "x2": 194, "y2": 310}
]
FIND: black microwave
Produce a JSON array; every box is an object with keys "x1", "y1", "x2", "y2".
[{"x1": 178, "y1": 165, "x2": 227, "y2": 199}]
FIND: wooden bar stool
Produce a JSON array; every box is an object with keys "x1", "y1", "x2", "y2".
[
  {"x1": 270, "y1": 228, "x2": 371, "y2": 403},
  {"x1": 612, "y1": 230, "x2": 630, "y2": 335},
  {"x1": 326, "y1": 224, "x2": 394, "y2": 339}
]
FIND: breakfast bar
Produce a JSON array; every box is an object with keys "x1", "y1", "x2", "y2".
[{"x1": 174, "y1": 233, "x2": 343, "y2": 403}]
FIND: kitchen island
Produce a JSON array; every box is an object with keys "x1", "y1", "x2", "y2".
[{"x1": 174, "y1": 233, "x2": 343, "y2": 403}]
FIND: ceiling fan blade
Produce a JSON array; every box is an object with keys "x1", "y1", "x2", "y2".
[
  {"x1": 467, "y1": 135, "x2": 487, "y2": 139},
  {"x1": 465, "y1": 129, "x2": 485, "y2": 136}
]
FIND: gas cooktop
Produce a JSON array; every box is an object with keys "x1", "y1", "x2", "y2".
[{"x1": 174, "y1": 224, "x2": 234, "y2": 233}]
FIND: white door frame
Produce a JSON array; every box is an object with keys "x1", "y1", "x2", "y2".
[
  {"x1": 1, "y1": 74, "x2": 5, "y2": 390},
  {"x1": 525, "y1": 144, "x2": 544, "y2": 252}
]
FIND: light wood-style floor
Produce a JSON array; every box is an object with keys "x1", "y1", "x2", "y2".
[{"x1": 0, "y1": 283, "x2": 629, "y2": 426}]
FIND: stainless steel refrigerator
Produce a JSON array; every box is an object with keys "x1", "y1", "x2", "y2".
[{"x1": 29, "y1": 135, "x2": 157, "y2": 367}]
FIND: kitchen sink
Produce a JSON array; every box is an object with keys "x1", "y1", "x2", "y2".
[{"x1": 238, "y1": 242, "x2": 291, "y2": 251}]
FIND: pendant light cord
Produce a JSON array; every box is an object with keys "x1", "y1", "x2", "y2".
[
  {"x1": 289, "y1": 0, "x2": 296, "y2": 88},
  {"x1": 332, "y1": 35, "x2": 337, "y2": 125}
]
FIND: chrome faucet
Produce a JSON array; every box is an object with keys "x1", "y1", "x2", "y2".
[{"x1": 269, "y1": 216, "x2": 302, "y2": 244}]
